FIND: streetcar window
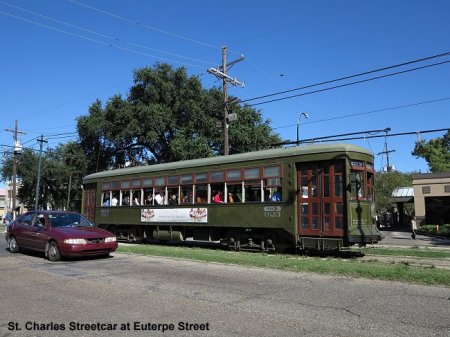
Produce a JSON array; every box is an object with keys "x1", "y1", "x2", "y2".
[
  {"x1": 181, "y1": 187, "x2": 193, "y2": 204},
  {"x1": 195, "y1": 184, "x2": 208, "y2": 203},
  {"x1": 132, "y1": 179, "x2": 142, "y2": 188},
  {"x1": 144, "y1": 189, "x2": 154, "y2": 205},
  {"x1": 180, "y1": 174, "x2": 193, "y2": 184},
  {"x1": 168, "y1": 187, "x2": 179, "y2": 205},
  {"x1": 195, "y1": 172, "x2": 208, "y2": 183},
  {"x1": 143, "y1": 178, "x2": 153, "y2": 187},
  {"x1": 263, "y1": 178, "x2": 282, "y2": 202},
  {"x1": 211, "y1": 171, "x2": 224, "y2": 182},
  {"x1": 121, "y1": 191, "x2": 130, "y2": 206},
  {"x1": 244, "y1": 168, "x2": 260, "y2": 180},
  {"x1": 122, "y1": 180, "x2": 131, "y2": 189},
  {"x1": 168, "y1": 175, "x2": 179, "y2": 186},
  {"x1": 102, "y1": 182, "x2": 110, "y2": 190},
  {"x1": 155, "y1": 177, "x2": 166, "y2": 187},
  {"x1": 227, "y1": 183, "x2": 242, "y2": 203},
  {"x1": 350, "y1": 171, "x2": 364, "y2": 198},
  {"x1": 131, "y1": 190, "x2": 142, "y2": 205},
  {"x1": 111, "y1": 180, "x2": 121, "y2": 189},
  {"x1": 367, "y1": 171, "x2": 374, "y2": 201},
  {"x1": 263, "y1": 166, "x2": 281, "y2": 178},
  {"x1": 226, "y1": 169, "x2": 241, "y2": 181},
  {"x1": 334, "y1": 175, "x2": 344, "y2": 197},
  {"x1": 244, "y1": 180, "x2": 261, "y2": 202}
]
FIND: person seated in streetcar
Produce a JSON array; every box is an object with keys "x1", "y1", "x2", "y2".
[{"x1": 213, "y1": 190, "x2": 224, "y2": 203}]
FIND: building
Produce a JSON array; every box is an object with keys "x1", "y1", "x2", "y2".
[
  {"x1": 412, "y1": 173, "x2": 450, "y2": 225},
  {"x1": 0, "y1": 188, "x2": 6, "y2": 220}
]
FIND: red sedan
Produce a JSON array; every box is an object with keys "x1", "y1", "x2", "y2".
[{"x1": 5, "y1": 210, "x2": 118, "y2": 261}]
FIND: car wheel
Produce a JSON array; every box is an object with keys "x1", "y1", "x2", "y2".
[
  {"x1": 47, "y1": 241, "x2": 61, "y2": 262},
  {"x1": 9, "y1": 236, "x2": 20, "y2": 253}
]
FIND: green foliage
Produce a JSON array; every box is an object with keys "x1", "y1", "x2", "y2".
[
  {"x1": 417, "y1": 224, "x2": 450, "y2": 238},
  {"x1": 1, "y1": 143, "x2": 87, "y2": 211},
  {"x1": 374, "y1": 171, "x2": 413, "y2": 212},
  {"x1": 412, "y1": 130, "x2": 450, "y2": 172},
  {"x1": 77, "y1": 63, "x2": 281, "y2": 173}
]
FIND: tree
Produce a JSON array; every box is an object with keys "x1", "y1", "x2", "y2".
[
  {"x1": 0, "y1": 143, "x2": 87, "y2": 211},
  {"x1": 77, "y1": 63, "x2": 281, "y2": 173},
  {"x1": 412, "y1": 130, "x2": 450, "y2": 172},
  {"x1": 374, "y1": 171, "x2": 412, "y2": 213}
]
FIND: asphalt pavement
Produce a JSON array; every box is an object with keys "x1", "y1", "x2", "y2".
[{"x1": 379, "y1": 229, "x2": 450, "y2": 249}]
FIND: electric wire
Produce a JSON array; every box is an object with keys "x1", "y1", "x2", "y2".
[
  {"x1": 0, "y1": 1, "x2": 215, "y2": 66},
  {"x1": 0, "y1": 9, "x2": 206, "y2": 69},
  {"x1": 239, "y1": 51, "x2": 450, "y2": 104}
]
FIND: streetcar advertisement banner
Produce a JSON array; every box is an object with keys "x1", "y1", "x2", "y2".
[{"x1": 141, "y1": 208, "x2": 208, "y2": 223}]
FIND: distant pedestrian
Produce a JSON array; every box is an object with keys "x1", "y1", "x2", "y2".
[{"x1": 410, "y1": 216, "x2": 417, "y2": 239}]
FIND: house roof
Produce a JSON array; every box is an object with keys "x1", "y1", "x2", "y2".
[{"x1": 391, "y1": 187, "x2": 414, "y2": 203}]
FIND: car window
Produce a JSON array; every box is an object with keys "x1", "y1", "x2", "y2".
[
  {"x1": 18, "y1": 213, "x2": 35, "y2": 226},
  {"x1": 33, "y1": 214, "x2": 46, "y2": 228},
  {"x1": 49, "y1": 214, "x2": 95, "y2": 228}
]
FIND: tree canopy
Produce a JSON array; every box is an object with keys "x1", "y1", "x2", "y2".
[
  {"x1": 374, "y1": 171, "x2": 413, "y2": 213},
  {"x1": 412, "y1": 130, "x2": 450, "y2": 172},
  {"x1": 77, "y1": 63, "x2": 281, "y2": 173}
]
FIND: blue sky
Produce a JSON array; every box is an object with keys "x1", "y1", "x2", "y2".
[{"x1": 1, "y1": 0, "x2": 449, "y2": 184}]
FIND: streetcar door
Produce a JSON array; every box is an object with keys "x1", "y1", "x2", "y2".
[
  {"x1": 297, "y1": 161, "x2": 345, "y2": 237},
  {"x1": 83, "y1": 183, "x2": 97, "y2": 222}
]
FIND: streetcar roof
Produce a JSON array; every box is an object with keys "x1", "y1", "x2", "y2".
[{"x1": 83, "y1": 143, "x2": 373, "y2": 182}]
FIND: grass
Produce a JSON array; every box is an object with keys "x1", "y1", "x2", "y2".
[
  {"x1": 117, "y1": 244, "x2": 450, "y2": 286},
  {"x1": 355, "y1": 246, "x2": 450, "y2": 259}
]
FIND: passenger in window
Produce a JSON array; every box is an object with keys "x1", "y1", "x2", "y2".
[
  {"x1": 182, "y1": 191, "x2": 191, "y2": 203},
  {"x1": 169, "y1": 194, "x2": 178, "y2": 205},
  {"x1": 213, "y1": 191, "x2": 224, "y2": 203},
  {"x1": 122, "y1": 193, "x2": 130, "y2": 206},
  {"x1": 271, "y1": 187, "x2": 282, "y2": 202},
  {"x1": 103, "y1": 194, "x2": 110, "y2": 207},
  {"x1": 111, "y1": 194, "x2": 118, "y2": 206},
  {"x1": 264, "y1": 190, "x2": 271, "y2": 202},
  {"x1": 145, "y1": 194, "x2": 153, "y2": 205},
  {"x1": 154, "y1": 191, "x2": 165, "y2": 205},
  {"x1": 228, "y1": 192, "x2": 235, "y2": 203}
]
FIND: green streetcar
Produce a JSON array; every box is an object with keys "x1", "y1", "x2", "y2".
[{"x1": 82, "y1": 143, "x2": 383, "y2": 252}]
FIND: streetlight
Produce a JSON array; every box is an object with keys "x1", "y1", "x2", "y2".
[{"x1": 296, "y1": 112, "x2": 309, "y2": 145}]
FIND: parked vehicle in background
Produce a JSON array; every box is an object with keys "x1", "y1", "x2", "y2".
[{"x1": 5, "y1": 210, "x2": 118, "y2": 261}]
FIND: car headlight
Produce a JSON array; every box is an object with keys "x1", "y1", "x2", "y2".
[
  {"x1": 64, "y1": 238, "x2": 87, "y2": 244},
  {"x1": 105, "y1": 237, "x2": 117, "y2": 243}
]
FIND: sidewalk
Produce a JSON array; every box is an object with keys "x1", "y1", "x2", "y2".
[{"x1": 378, "y1": 230, "x2": 450, "y2": 250}]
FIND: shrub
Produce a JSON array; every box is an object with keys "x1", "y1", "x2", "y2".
[{"x1": 417, "y1": 224, "x2": 450, "y2": 238}]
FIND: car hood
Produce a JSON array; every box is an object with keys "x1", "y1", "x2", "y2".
[{"x1": 51, "y1": 226, "x2": 114, "y2": 239}]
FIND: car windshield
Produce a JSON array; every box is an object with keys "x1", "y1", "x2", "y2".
[{"x1": 49, "y1": 214, "x2": 95, "y2": 228}]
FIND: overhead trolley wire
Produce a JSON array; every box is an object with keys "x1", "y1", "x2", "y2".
[{"x1": 239, "y1": 51, "x2": 450, "y2": 105}]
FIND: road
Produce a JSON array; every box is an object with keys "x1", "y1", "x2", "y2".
[{"x1": 1, "y1": 238, "x2": 449, "y2": 337}]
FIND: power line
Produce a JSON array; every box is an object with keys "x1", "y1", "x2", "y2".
[
  {"x1": 0, "y1": 1, "x2": 215, "y2": 66},
  {"x1": 0, "y1": 9, "x2": 207, "y2": 69},
  {"x1": 239, "y1": 51, "x2": 450, "y2": 104},
  {"x1": 68, "y1": 0, "x2": 228, "y2": 52},
  {"x1": 273, "y1": 127, "x2": 449, "y2": 147},
  {"x1": 245, "y1": 59, "x2": 450, "y2": 107},
  {"x1": 272, "y1": 97, "x2": 450, "y2": 130}
]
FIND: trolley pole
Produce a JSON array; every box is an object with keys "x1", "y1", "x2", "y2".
[
  {"x1": 5, "y1": 120, "x2": 26, "y2": 219},
  {"x1": 207, "y1": 46, "x2": 244, "y2": 155},
  {"x1": 34, "y1": 135, "x2": 48, "y2": 210}
]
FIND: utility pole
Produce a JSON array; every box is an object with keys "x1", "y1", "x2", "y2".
[
  {"x1": 207, "y1": 46, "x2": 244, "y2": 155},
  {"x1": 5, "y1": 120, "x2": 26, "y2": 219},
  {"x1": 377, "y1": 127, "x2": 396, "y2": 172},
  {"x1": 34, "y1": 135, "x2": 48, "y2": 210}
]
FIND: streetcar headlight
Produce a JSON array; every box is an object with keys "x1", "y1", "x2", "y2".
[
  {"x1": 64, "y1": 238, "x2": 87, "y2": 245},
  {"x1": 105, "y1": 237, "x2": 116, "y2": 243}
]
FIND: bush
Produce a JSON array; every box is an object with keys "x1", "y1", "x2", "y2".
[{"x1": 417, "y1": 224, "x2": 450, "y2": 238}]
